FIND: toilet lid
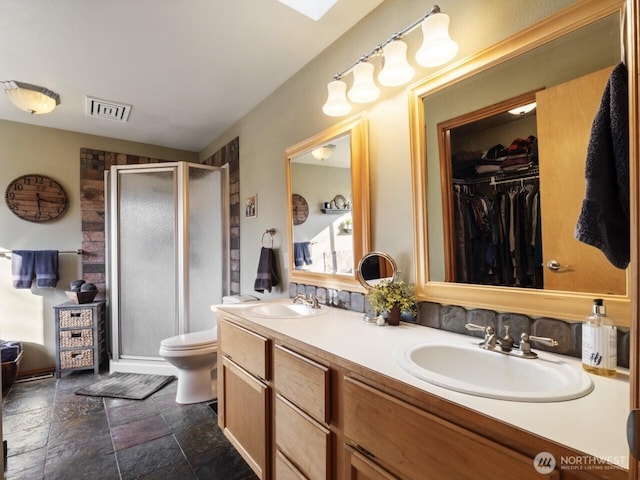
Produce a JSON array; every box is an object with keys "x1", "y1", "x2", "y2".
[{"x1": 160, "y1": 328, "x2": 217, "y2": 350}]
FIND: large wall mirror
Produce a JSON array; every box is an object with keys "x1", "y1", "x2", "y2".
[
  {"x1": 286, "y1": 115, "x2": 370, "y2": 291},
  {"x1": 409, "y1": 0, "x2": 634, "y2": 324}
]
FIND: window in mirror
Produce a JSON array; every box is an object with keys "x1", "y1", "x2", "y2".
[{"x1": 286, "y1": 115, "x2": 370, "y2": 292}]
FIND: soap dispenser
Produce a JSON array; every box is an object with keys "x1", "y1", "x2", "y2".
[{"x1": 582, "y1": 298, "x2": 617, "y2": 377}]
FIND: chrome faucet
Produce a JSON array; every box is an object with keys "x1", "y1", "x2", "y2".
[
  {"x1": 464, "y1": 323, "x2": 558, "y2": 359},
  {"x1": 292, "y1": 293, "x2": 320, "y2": 309}
]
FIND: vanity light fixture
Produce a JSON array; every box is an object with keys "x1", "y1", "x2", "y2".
[
  {"x1": 311, "y1": 144, "x2": 336, "y2": 161},
  {"x1": 508, "y1": 102, "x2": 537, "y2": 116},
  {"x1": 0, "y1": 80, "x2": 60, "y2": 114},
  {"x1": 322, "y1": 4, "x2": 457, "y2": 117}
]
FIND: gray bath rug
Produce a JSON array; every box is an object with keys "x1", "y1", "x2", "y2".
[{"x1": 75, "y1": 372, "x2": 175, "y2": 400}]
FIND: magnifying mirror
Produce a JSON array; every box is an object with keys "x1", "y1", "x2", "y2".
[{"x1": 356, "y1": 251, "x2": 399, "y2": 290}]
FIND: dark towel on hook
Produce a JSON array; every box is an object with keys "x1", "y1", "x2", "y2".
[
  {"x1": 35, "y1": 250, "x2": 59, "y2": 288},
  {"x1": 575, "y1": 62, "x2": 629, "y2": 269},
  {"x1": 11, "y1": 250, "x2": 35, "y2": 289},
  {"x1": 254, "y1": 247, "x2": 279, "y2": 293}
]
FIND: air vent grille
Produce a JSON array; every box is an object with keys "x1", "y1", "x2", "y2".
[{"x1": 85, "y1": 96, "x2": 131, "y2": 122}]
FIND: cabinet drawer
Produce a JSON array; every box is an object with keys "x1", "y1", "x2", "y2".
[
  {"x1": 343, "y1": 377, "x2": 558, "y2": 480},
  {"x1": 219, "y1": 320, "x2": 268, "y2": 380},
  {"x1": 274, "y1": 345, "x2": 329, "y2": 423},
  {"x1": 275, "y1": 450, "x2": 307, "y2": 480},
  {"x1": 59, "y1": 329, "x2": 93, "y2": 348},
  {"x1": 59, "y1": 349, "x2": 94, "y2": 369},
  {"x1": 344, "y1": 445, "x2": 398, "y2": 480},
  {"x1": 276, "y1": 394, "x2": 330, "y2": 480},
  {"x1": 59, "y1": 309, "x2": 93, "y2": 328}
]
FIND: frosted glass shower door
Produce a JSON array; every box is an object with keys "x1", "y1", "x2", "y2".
[{"x1": 115, "y1": 167, "x2": 178, "y2": 358}]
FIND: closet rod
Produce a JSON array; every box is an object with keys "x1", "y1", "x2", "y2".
[
  {"x1": 0, "y1": 249, "x2": 84, "y2": 255},
  {"x1": 490, "y1": 174, "x2": 539, "y2": 186}
]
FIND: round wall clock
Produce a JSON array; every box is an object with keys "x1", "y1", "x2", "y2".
[
  {"x1": 292, "y1": 193, "x2": 309, "y2": 225},
  {"x1": 5, "y1": 174, "x2": 69, "y2": 223}
]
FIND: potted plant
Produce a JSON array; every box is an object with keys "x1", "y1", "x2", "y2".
[{"x1": 366, "y1": 279, "x2": 416, "y2": 326}]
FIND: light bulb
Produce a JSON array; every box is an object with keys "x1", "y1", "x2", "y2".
[
  {"x1": 322, "y1": 80, "x2": 352, "y2": 117},
  {"x1": 415, "y1": 12, "x2": 459, "y2": 68},
  {"x1": 377, "y1": 40, "x2": 415, "y2": 87},
  {"x1": 348, "y1": 62, "x2": 380, "y2": 103}
]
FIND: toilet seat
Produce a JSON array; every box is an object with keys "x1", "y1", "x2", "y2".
[{"x1": 160, "y1": 328, "x2": 217, "y2": 351}]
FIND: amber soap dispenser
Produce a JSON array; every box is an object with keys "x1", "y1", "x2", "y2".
[{"x1": 582, "y1": 298, "x2": 617, "y2": 377}]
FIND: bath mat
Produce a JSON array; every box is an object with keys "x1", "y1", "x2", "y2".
[{"x1": 75, "y1": 372, "x2": 175, "y2": 400}]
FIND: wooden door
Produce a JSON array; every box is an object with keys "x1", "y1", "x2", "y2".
[
  {"x1": 537, "y1": 65, "x2": 626, "y2": 294},
  {"x1": 344, "y1": 445, "x2": 399, "y2": 480}
]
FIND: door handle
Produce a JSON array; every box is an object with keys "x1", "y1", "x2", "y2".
[{"x1": 546, "y1": 260, "x2": 571, "y2": 272}]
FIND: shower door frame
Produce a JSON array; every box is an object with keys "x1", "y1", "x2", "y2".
[{"x1": 106, "y1": 162, "x2": 229, "y2": 371}]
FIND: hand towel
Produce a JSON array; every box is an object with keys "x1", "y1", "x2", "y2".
[
  {"x1": 293, "y1": 242, "x2": 313, "y2": 268},
  {"x1": 35, "y1": 250, "x2": 59, "y2": 288},
  {"x1": 575, "y1": 62, "x2": 629, "y2": 269},
  {"x1": 254, "y1": 247, "x2": 279, "y2": 293},
  {"x1": 11, "y1": 250, "x2": 35, "y2": 289}
]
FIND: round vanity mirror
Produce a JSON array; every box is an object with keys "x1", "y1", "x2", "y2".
[{"x1": 356, "y1": 251, "x2": 398, "y2": 290}]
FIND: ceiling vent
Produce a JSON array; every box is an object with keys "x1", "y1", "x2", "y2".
[{"x1": 85, "y1": 96, "x2": 131, "y2": 122}]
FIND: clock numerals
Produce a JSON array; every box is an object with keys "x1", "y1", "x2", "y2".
[{"x1": 5, "y1": 174, "x2": 68, "y2": 223}]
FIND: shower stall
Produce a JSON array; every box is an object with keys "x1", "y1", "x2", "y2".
[{"x1": 106, "y1": 162, "x2": 229, "y2": 375}]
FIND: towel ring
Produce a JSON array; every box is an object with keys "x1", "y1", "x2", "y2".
[{"x1": 262, "y1": 228, "x2": 276, "y2": 248}]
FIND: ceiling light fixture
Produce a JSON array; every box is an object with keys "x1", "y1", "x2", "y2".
[
  {"x1": 323, "y1": 4, "x2": 458, "y2": 117},
  {"x1": 0, "y1": 80, "x2": 60, "y2": 115},
  {"x1": 312, "y1": 144, "x2": 336, "y2": 161},
  {"x1": 508, "y1": 102, "x2": 537, "y2": 116}
]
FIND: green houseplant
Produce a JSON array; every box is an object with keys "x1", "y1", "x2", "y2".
[{"x1": 366, "y1": 279, "x2": 416, "y2": 325}]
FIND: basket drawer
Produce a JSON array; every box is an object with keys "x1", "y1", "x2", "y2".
[
  {"x1": 60, "y1": 349, "x2": 94, "y2": 369},
  {"x1": 59, "y1": 309, "x2": 93, "y2": 328},
  {"x1": 59, "y1": 329, "x2": 93, "y2": 348}
]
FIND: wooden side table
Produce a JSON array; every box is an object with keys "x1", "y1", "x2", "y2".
[{"x1": 53, "y1": 301, "x2": 106, "y2": 378}]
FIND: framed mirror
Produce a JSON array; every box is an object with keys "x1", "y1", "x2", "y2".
[
  {"x1": 286, "y1": 114, "x2": 370, "y2": 292},
  {"x1": 409, "y1": 0, "x2": 633, "y2": 324}
]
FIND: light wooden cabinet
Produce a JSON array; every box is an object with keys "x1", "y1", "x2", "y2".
[
  {"x1": 344, "y1": 445, "x2": 398, "y2": 480},
  {"x1": 218, "y1": 320, "x2": 270, "y2": 479},
  {"x1": 274, "y1": 345, "x2": 331, "y2": 480},
  {"x1": 343, "y1": 376, "x2": 559, "y2": 480}
]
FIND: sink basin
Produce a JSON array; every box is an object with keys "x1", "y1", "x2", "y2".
[
  {"x1": 248, "y1": 303, "x2": 330, "y2": 319},
  {"x1": 396, "y1": 343, "x2": 594, "y2": 402}
]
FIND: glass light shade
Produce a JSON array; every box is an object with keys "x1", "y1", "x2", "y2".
[
  {"x1": 322, "y1": 80, "x2": 352, "y2": 117},
  {"x1": 1, "y1": 81, "x2": 60, "y2": 114},
  {"x1": 348, "y1": 62, "x2": 380, "y2": 103},
  {"x1": 508, "y1": 102, "x2": 537, "y2": 116},
  {"x1": 415, "y1": 12, "x2": 459, "y2": 67},
  {"x1": 312, "y1": 144, "x2": 336, "y2": 160},
  {"x1": 377, "y1": 40, "x2": 415, "y2": 87}
]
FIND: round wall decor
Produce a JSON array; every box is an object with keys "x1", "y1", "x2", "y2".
[
  {"x1": 292, "y1": 193, "x2": 309, "y2": 225},
  {"x1": 5, "y1": 174, "x2": 68, "y2": 223}
]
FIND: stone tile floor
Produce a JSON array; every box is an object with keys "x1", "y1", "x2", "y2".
[{"x1": 2, "y1": 372, "x2": 259, "y2": 480}]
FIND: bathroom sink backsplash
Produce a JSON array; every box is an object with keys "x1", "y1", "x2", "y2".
[{"x1": 288, "y1": 282, "x2": 630, "y2": 369}]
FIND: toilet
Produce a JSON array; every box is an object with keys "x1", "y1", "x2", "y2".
[{"x1": 159, "y1": 327, "x2": 218, "y2": 404}]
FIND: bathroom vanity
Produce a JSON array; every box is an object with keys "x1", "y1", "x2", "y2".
[{"x1": 214, "y1": 300, "x2": 629, "y2": 480}]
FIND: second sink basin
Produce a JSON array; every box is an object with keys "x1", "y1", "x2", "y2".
[
  {"x1": 396, "y1": 343, "x2": 594, "y2": 402},
  {"x1": 248, "y1": 302, "x2": 330, "y2": 319}
]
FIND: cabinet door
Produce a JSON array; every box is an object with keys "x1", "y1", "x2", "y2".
[
  {"x1": 219, "y1": 320, "x2": 269, "y2": 380},
  {"x1": 343, "y1": 377, "x2": 559, "y2": 480},
  {"x1": 220, "y1": 356, "x2": 269, "y2": 479},
  {"x1": 275, "y1": 450, "x2": 308, "y2": 480},
  {"x1": 537, "y1": 65, "x2": 626, "y2": 294},
  {"x1": 344, "y1": 445, "x2": 398, "y2": 480}
]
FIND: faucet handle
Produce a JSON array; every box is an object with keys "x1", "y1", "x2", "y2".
[
  {"x1": 465, "y1": 323, "x2": 488, "y2": 334},
  {"x1": 528, "y1": 334, "x2": 559, "y2": 347}
]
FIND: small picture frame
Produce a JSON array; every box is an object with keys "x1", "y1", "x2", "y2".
[{"x1": 245, "y1": 194, "x2": 257, "y2": 218}]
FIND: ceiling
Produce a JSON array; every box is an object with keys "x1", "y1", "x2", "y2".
[{"x1": 0, "y1": 0, "x2": 383, "y2": 152}]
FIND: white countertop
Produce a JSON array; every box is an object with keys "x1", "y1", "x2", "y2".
[{"x1": 213, "y1": 299, "x2": 630, "y2": 469}]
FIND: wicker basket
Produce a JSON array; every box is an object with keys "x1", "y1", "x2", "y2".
[
  {"x1": 59, "y1": 309, "x2": 93, "y2": 328},
  {"x1": 59, "y1": 329, "x2": 93, "y2": 348},
  {"x1": 60, "y1": 349, "x2": 94, "y2": 369},
  {"x1": 65, "y1": 290, "x2": 98, "y2": 304}
]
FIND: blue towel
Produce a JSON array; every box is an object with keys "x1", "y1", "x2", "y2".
[
  {"x1": 254, "y1": 247, "x2": 279, "y2": 293},
  {"x1": 293, "y1": 242, "x2": 312, "y2": 268},
  {"x1": 11, "y1": 250, "x2": 35, "y2": 289},
  {"x1": 35, "y1": 250, "x2": 59, "y2": 288}
]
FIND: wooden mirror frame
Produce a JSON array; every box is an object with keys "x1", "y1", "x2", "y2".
[
  {"x1": 285, "y1": 114, "x2": 370, "y2": 292},
  {"x1": 408, "y1": 0, "x2": 636, "y2": 324}
]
